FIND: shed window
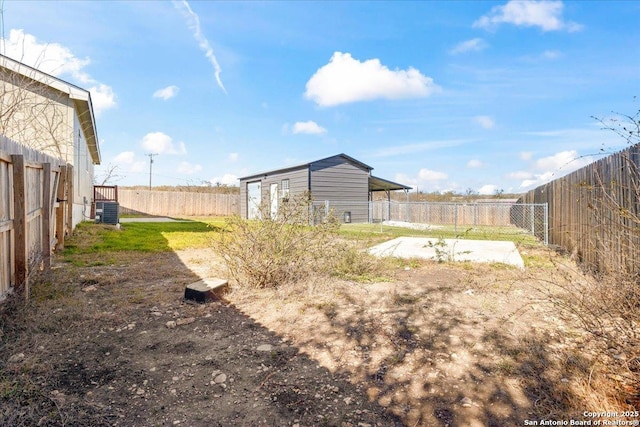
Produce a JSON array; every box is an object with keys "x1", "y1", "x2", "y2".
[{"x1": 281, "y1": 179, "x2": 290, "y2": 201}]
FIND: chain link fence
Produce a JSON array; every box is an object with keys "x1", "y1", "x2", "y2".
[{"x1": 312, "y1": 200, "x2": 548, "y2": 244}]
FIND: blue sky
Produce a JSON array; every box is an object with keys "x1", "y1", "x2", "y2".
[{"x1": 1, "y1": 0, "x2": 638, "y2": 194}]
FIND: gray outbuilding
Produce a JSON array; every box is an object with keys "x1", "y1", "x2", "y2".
[{"x1": 238, "y1": 153, "x2": 411, "y2": 223}]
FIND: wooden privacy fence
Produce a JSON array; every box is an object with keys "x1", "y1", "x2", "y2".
[
  {"x1": 118, "y1": 189, "x2": 240, "y2": 217},
  {"x1": 1, "y1": 136, "x2": 72, "y2": 300},
  {"x1": 518, "y1": 143, "x2": 640, "y2": 274}
]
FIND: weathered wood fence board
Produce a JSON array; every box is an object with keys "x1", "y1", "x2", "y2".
[
  {"x1": 118, "y1": 189, "x2": 240, "y2": 217},
  {"x1": 518, "y1": 143, "x2": 640, "y2": 273},
  {"x1": 1, "y1": 135, "x2": 68, "y2": 300}
]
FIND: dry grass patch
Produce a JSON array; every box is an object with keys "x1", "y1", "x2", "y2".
[
  {"x1": 227, "y1": 256, "x2": 638, "y2": 426},
  {"x1": 213, "y1": 194, "x2": 387, "y2": 289}
]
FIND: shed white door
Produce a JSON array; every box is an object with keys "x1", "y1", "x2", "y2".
[
  {"x1": 247, "y1": 181, "x2": 261, "y2": 220},
  {"x1": 270, "y1": 183, "x2": 278, "y2": 219}
]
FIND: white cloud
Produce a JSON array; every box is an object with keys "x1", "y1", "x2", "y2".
[
  {"x1": 173, "y1": 0, "x2": 227, "y2": 94},
  {"x1": 450, "y1": 38, "x2": 488, "y2": 55},
  {"x1": 520, "y1": 171, "x2": 556, "y2": 189},
  {"x1": 478, "y1": 184, "x2": 500, "y2": 195},
  {"x1": 114, "y1": 151, "x2": 135, "y2": 164},
  {"x1": 395, "y1": 170, "x2": 454, "y2": 193},
  {"x1": 418, "y1": 168, "x2": 448, "y2": 181},
  {"x1": 394, "y1": 173, "x2": 417, "y2": 187},
  {"x1": 2, "y1": 29, "x2": 117, "y2": 116},
  {"x1": 474, "y1": 1, "x2": 583, "y2": 32},
  {"x1": 534, "y1": 150, "x2": 589, "y2": 171},
  {"x1": 292, "y1": 121, "x2": 327, "y2": 135},
  {"x1": 113, "y1": 151, "x2": 145, "y2": 173},
  {"x1": 153, "y1": 85, "x2": 180, "y2": 100},
  {"x1": 520, "y1": 151, "x2": 534, "y2": 161},
  {"x1": 227, "y1": 152, "x2": 239, "y2": 162},
  {"x1": 141, "y1": 132, "x2": 187, "y2": 155},
  {"x1": 542, "y1": 50, "x2": 562, "y2": 60},
  {"x1": 177, "y1": 161, "x2": 202, "y2": 175},
  {"x1": 507, "y1": 170, "x2": 533, "y2": 180},
  {"x1": 518, "y1": 150, "x2": 594, "y2": 190},
  {"x1": 2, "y1": 29, "x2": 91, "y2": 82},
  {"x1": 474, "y1": 115, "x2": 495, "y2": 130},
  {"x1": 467, "y1": 159, "x2": 485, "y2": 169},
  {"x1": 304, "y1": 52, "x2": 439, "y2": 107},
  {"x1": 89, "y1": 84, "x2": 116, "y2": 116},
  {"x1": 210, "y1": 173, "x2": 239, "y2": 186}
]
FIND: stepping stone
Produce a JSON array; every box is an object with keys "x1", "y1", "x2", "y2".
[{"x1": 184, "y1": 278, "x2": 229, "y2": 303}]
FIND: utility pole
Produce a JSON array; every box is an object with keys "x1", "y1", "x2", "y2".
[{"x1": 147, "y1": 153, "x2": 158, "y2": 190}]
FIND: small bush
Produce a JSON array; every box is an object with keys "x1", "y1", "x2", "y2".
[
  {"x1": 534, "y1": 263, "x2": 640, "y2": 410},
  {"x1": 330, "y1": 243, "x2": 386, "y2": 282},
  {"x1": 214, "y1": 194, "x2": 337, "y2": 288},
  {"x1": 213, "y1": 193, "x2": 381, "y2": 288}
]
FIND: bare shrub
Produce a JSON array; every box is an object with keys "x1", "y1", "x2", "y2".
[
  {"x1": 213, "y1": 193, "x2": 385, "y2": 289},
  {"x1": 533, "y1": 107, "x2": 640, "y2": 410},
  {"x1": 532, "y1": 262, "x2": 640, "y2": 410}
]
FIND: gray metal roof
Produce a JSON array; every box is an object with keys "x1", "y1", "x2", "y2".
[
  {"x1": 369, "y1": 175, "x2": 412, "y2": 192},
  {"x1": 239, "y1": 153, "x2": 373, "y2": 180},
  {"x1": 239, "y1": 153, "x2": 411, "y2": 192}
]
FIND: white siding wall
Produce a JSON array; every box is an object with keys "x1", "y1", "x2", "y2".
[{"x1": 0, "y1": 68, "x2": 95, "y2": 227}]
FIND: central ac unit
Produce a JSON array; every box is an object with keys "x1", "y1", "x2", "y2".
[{"x1": 95, "y1": 201, "x2": 119, "y2": 225}]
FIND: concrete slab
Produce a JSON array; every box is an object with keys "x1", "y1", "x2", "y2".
[{"x1": 369, "y1": 237, "x2": 525, "y2": 269}]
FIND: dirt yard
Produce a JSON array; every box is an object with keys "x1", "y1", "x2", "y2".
[{"x1": 0, "y1": 245, "x2": 633, "y2": 426}]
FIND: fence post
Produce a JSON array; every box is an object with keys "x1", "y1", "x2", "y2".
[
  {"x1": 11, "y1": 154, "x2": 28, "y2": 299},
  {"x1": 474, "y1": 203, "x2": 478, "y2": 226},
  {"x1": 530, "y1": 204, "x2": 535, "y2": 235},
  {"x1": 454, "y1": 203, "x2": 458, "y2": 233},
  {"x1": 544, "y1": 203, "x2": 549, "y2": 246},
  {"x1": 42, "y1": 163, "x2": 52, "y2": 270},
  {"x1": 55, "y1": 165, "x2": 67, "y2": 251}
]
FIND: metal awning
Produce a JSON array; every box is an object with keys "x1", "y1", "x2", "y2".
[{"x1": 369, "y1": 175, "x2": 412, "y2": 192}]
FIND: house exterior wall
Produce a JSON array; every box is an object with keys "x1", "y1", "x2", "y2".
[
  {"x1": 0, "y1": 77, "x2": 74, "y2": 162},
  {"x1": 0, "y1": 67, "x2": 95, "y2": 228},
  {"x1": 71, "y1": 110, "x2": 94, "y2": 227},
  {"x1": 310, "y1": 156, "x2": 369, "y2": 223},
  {"x1": 239, "y1": 167, "x2": 308, "y2": 219}
]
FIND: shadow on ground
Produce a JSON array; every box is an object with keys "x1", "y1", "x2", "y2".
[
  {"x1": 233, "y1": 265, "x2": 598, "y2": 427},
  {"x1": 0, "y1": 223, "x2": 402, "y2": 426}
]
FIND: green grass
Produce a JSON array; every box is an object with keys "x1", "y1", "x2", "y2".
[
  {"x1": 339, "y1": 222, "x2": 541, "y2": 245},
  {"x1": 62, "y1": 218, "x2": 541, "y2": 266},
  {"x1": 63, "y1": 220, "x2": 223, "y2": 257}
]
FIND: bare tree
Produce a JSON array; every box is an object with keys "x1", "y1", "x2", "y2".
[
  {"x1": 0, "y1": 55, "x2": 71, "y2": 161},
  {"x1": 94, "y1": 163, "x2": 124, "y2": 186}
]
